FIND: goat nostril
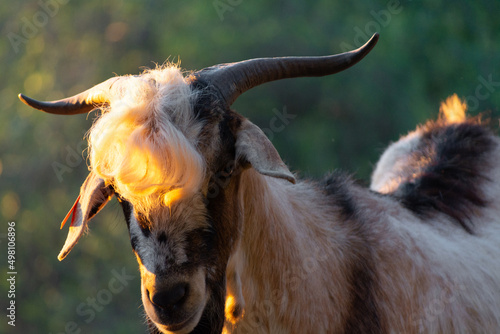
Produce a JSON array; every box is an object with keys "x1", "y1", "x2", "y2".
[{"x1": 151, "y1": 283, "x2": 188, "y2": 309}]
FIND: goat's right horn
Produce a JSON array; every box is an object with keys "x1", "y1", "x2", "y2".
[{"x1": 18, "y1": 76, "x2": 123, "y2": 115}]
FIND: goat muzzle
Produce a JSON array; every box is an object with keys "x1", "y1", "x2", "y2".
[{"x1": 141, "y1": 269, "x2": 207, "y2": 333}]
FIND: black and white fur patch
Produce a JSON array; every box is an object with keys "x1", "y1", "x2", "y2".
[{"x1": 383, "y1": 117, "x2": 496, "y2": 233}]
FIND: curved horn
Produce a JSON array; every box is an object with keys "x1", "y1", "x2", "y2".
[
  {"x1": 194, "y1": 33, "x2": 379, "y2": 107},
  {"x1": 18, "y1": 77, "x2": 122, "y2": 115}
]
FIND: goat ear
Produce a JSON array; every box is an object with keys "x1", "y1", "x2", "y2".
[
  {"x1": 235, "y1": 119, "x2": 296, "y2": 184},
  {"x1": 58, "y1": 172, "x2": 114, "y2": 261}
]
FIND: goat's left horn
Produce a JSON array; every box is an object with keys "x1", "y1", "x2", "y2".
[
  {"x1": 194, "y1": 33, "x2": 379, "y2": 107},
  {"x1": 18, "y1": 76, "x2": 122, "y2": 115}
]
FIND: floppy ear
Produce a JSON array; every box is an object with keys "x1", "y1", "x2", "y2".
[
  {"x1": 235, "y1": 119, "x2": 295, "y2": 184},
  {"x1": 58, "y1": 172, "x2": 114, "y2": 261}
]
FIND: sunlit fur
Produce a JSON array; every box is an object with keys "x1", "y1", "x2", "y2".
[
  {"x1": 371, "y1": 94, "x2": 467, "y2": 193},
  {"x1": 439, "y1": 93, "x2": 467, "y2": 124},
  {"x1": 88, "y1": 65, "x2": 205, "y2": 215}
]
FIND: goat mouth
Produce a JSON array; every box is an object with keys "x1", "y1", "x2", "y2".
[
  {"x1": 143, "y1": 290, "x2": 206, "y2": 334},
  {"x1": 153, "y1": 309, "x2": 201, "y2": 333}
]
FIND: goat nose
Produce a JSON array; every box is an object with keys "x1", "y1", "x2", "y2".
[{"x1": 150, "y1": 283, "x2": 188, "y2": 309}]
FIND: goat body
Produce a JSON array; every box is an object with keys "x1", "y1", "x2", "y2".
[
  {"x1": 19, "y1": 33, "x2": 500, "y2": 333},
  {"x1": 224, "y1": 98, "x2": 500, "y2": 333}
]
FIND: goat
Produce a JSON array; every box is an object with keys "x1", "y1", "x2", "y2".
[{"x1": 19, "y1": 32, "x2": 500, "y2": 333}]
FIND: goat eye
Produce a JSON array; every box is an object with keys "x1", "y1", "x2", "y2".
[
  {"x1": 139, "y1": 220, "x2": 150, "y2": 232},
  {"x1": 222, "y1": 163, "x2": 235, "y2": 177},
  {"x1": 225, "y1": 160, "x2": 236, "y2": 175}
]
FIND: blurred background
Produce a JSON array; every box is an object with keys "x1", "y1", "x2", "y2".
[{"x1": 1, "y1": 0, "x2": 499, "y2": 333}]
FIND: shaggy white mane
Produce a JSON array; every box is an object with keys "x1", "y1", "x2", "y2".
[{"x1": 87, "y1": 65, "x2": 205, "y2": 214}]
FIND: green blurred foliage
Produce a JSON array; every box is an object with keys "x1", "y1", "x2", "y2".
[{"x1": 0, "y1": 0, "x2": 499, "y2": 333}]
